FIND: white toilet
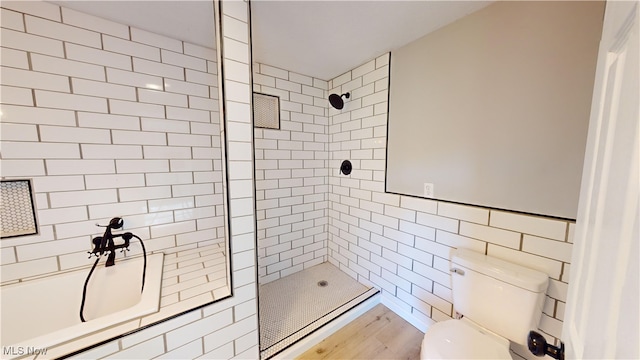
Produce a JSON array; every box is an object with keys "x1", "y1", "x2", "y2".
[{"x1": 420, "y1": 248, "x2": 549, "y2": 359}]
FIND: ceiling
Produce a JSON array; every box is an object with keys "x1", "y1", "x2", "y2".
[
  {"x1": 51, "y1": 1, "x2": 492, "y2": 81},
  {"x1": 51, "y1": 1, "x2": 216, "y2": 48},
  {"x1": 251, "y1": 1, "x2": 492, "y2": 80}
]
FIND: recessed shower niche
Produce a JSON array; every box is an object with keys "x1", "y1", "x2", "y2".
[
  {"x1": 0, "y1": 1, "x2": 232, "y2": 357},
  {"x1": 0, "y1": 180, "x2": 38, "y2": 238}
]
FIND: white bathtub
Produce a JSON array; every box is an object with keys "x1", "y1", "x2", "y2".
[{"x1": 0, "y1": 253, "x2": 163, "y2": 354}]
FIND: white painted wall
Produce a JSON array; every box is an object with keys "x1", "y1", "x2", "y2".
[{"x1": 387, "y1": 1, "x2": 604, "y2": 219}]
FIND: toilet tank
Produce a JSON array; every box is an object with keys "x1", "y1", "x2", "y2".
[{"x1": 450, "y1": 248, "x2": 549, "y2": 346}]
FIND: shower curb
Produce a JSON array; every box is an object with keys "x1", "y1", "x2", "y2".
[{"x1": 266, "y1": 292, "x2": 381, "y2": 360}]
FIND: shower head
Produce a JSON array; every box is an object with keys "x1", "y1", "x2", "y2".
[{"x1": 329, "y1": 92, "x2": 350, "y2": 110}]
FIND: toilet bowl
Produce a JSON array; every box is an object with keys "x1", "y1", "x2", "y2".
[
  {"x1": 420, "y1": 318, "x2": 512, "y2": 360},
  {"x1": 419, "y1": 248, "x2": 548, "y2": 360}
]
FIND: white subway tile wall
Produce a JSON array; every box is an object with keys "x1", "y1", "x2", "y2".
[
  {"x1": 326, "y1": 52, "x2": 573, "y2": 358},
  {"x1": 253, "y1": 63, "x2": 329, "y2": 284},
  {"x1": 0, "y1": 1, "x2": 258, "y2": 359},
  {"x1": 0, "y1": 3, "x2": 224, "y2": 284}
]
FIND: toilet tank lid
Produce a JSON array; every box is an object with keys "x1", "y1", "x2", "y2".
[{"x1": 451, "y1": 248, "x2": 549, "y2": 292}]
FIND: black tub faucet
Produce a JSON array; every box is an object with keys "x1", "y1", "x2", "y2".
[
  {"x1": 88, "y1": 217, "x2": 131, "y2": 267},
  {"x1": 81, "y1": 216, "x2": 148, "y2": 322}
]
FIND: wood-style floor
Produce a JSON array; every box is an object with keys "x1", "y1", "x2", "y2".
[{"x1": 296, "y1": 304, "x2": 424, "y2": 360}]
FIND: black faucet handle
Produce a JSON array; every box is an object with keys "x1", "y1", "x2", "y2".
[
  {"x1": 94, "y1": 217, "x2": 124, "y2": 229},
  {"x1": 90, "y1": 236, "x2": 103, "y2": 252},
  {"x1": 108, "y1": 217, "x2": 124, "y2": 230}
]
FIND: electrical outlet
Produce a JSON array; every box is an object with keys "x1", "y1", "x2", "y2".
[{"x1": 424, "y1": 183, "x2": 434, "y2": 198}]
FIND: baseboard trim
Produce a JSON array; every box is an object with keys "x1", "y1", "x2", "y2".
[{"x1": 381, "y1": 292, "x2": 431, "y2": 333}]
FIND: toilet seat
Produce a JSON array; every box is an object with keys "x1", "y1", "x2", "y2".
[{"x1": 420, "y1": 318, "x2": 513, "y2": 360}]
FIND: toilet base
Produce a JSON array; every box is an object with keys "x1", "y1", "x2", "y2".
[{"x1": 420, "y1": 318, "x2": 513, "y2": 360}]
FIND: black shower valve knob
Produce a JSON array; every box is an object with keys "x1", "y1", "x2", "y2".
[{"x1": 340, "y1": 160, "x2": 352, "y2": 175}]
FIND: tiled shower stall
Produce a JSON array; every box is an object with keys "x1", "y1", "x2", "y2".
[
  {"x1": 1, "y1": 1, "x2": 575, "y2": 359},
  {"x1": 254, "y1": 52, "x2": 574, "y2": 359}
]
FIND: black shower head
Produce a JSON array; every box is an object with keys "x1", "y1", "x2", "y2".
[{"x1": 329, "y1": 92, "x2": 350, "y2": 110}]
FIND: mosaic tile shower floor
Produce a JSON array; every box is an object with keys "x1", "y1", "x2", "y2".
[{"x1": 259, "y1": 262, "x2": 378, "y2": 359}]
